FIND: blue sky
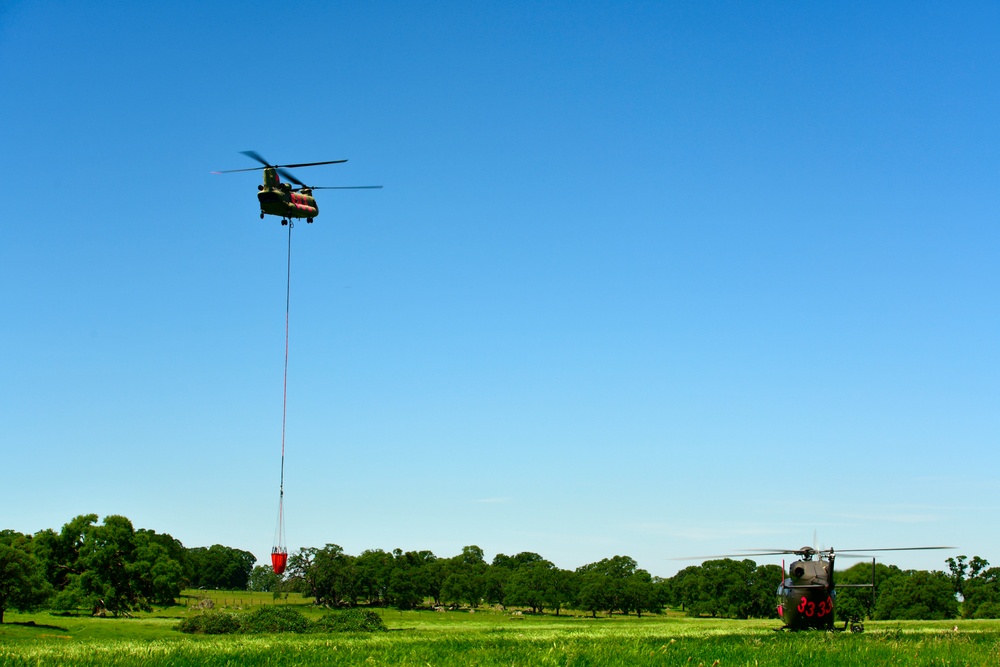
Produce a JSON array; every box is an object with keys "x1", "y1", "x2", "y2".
[{"x1": 2, "y1": 1, "x2": 998, "y2": 577}]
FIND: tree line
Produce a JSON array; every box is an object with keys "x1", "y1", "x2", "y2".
[
  {"x1": 262, "y1": 544, "x2": 664, "y2": 618},
  {"x1": 3, "y1": 514, "x2": 999, "y2": 623},
  {"x1": 0, "y1": 514, "x2": 255, "y2": 621}
]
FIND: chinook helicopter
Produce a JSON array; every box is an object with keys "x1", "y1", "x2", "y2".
[
  {"x1": 213, "y1": 151, "x2": 382, "y2": 225},
  {"x1": 719, "y1": 545, "x2": 953, "y2": 632}
]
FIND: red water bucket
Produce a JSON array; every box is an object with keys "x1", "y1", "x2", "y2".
[{"x1": 271, "y1": 550, "x2": 288, "y2": 575}]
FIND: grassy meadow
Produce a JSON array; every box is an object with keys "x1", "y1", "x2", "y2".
[{"x1": 3, "y1": 593, "x2": 1000, "y2": 666}]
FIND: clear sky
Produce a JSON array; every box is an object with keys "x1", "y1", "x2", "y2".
[{"x1": 2, "y1": 1, "x2": 998, "y2": 578}]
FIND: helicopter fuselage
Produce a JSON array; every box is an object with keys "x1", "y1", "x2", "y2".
[
  {"x1": 777, "y1": 556, "x2": 837, "y2": 630},
  {"x1": 257, "y1": 167, "x2": 318, "y2": 222}
]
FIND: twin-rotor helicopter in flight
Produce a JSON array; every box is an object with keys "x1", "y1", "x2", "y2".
[{"x1": 213, "y1": 150, "x2": 381, "y2": 225}]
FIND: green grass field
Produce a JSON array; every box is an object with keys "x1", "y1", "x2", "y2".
[{"x1": 3, "y1": 594, "x2": 1000, "y2": 666}]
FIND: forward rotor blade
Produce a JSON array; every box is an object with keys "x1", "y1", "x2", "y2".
[
  {"x1": 215, "y1": 152, "x2": 349, "y2": 175},
  {"x1": 211, "y1": 166, "x2": 266, "y2": 174},
  {"x1": 241, "y1": 150, "x2": 273, "y2": 167},
  {"x1": 309, "y1": 185, "x2": 384, "y2": 190}
]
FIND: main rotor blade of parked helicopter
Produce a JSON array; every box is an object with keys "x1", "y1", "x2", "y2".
[
  {"x1": 833, "y1": 546, "x2": 955, "y2": 554},
  {"x1": 670, "y1": 551, "x2": 792, "y2": 561}
]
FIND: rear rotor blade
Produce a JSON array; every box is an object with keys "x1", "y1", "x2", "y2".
[
  {"x1": 310, "y1": 185, "x2": 384, "y2": 190},
  {"x1": 277, "y1": 168, "x2": 306, "y2": 187}
]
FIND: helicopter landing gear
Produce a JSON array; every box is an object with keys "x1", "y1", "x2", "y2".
[
  {"x1": 307, "y1": 217, "x2": 313, "y2": 223},
  {"x1": 281, "y1": 219, "x2": 288, "y2": 226},
  {"x1": 840, "y1": 618, "x2": 864, "y2": 633},
  {"x1": 260, "y1": 211, "x2": 265, "y2": 219}
]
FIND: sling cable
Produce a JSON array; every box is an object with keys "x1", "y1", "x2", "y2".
[{"x1": 271, "y1": 220, "x2": 293, "y2": 575}]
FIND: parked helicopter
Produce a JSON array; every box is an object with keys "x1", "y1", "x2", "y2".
[
  {"x1": 213, "y1": 151, "x2": 381, "y2": 225},
  {"x1": 717, "y1": 545, "x2": 953, "y2": 632}
]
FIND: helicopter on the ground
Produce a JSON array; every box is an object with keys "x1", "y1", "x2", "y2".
[
  {"x1": 213, "y1": 151, "x2": 381, "y2": 225},
  {"x1": 720, "y1": 545, "x2": 953, "y2": 632}
]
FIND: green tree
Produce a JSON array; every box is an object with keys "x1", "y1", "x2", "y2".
[
  {"x1": 622, "y1": 569, "x2": 661, "y2": 617},
  {"x1": 286, "y1": 547, "x2": 319, "y2": 597},
  {"x1": 546, "y1": 568, "x2": 577, "y2": 616},
  {"x1": 388, "y1": 549, "x2": 438, "y2": 609},
  {"x1": 133, "y1": 531, "x2": 184, "y2": 605},
  {"x1": 440, "y1": 546, "x2": 488, "y2": 608},
  {"x1": 309, "y1": 544, "x2": 359, "y2": 607},
  {"x1": 186, "y1": 544, "x2": 256, "y2": 590},
  {"x1": 963, "y1": 567, "x2": 1000, "y2": 618},
  {"x1": 0, "y1": 537, "x2": 52, "y2": 623},
  {"x1": 575, "y1": 555, "x2": 649, "y2": 616},
  {"x1": 483, "y1": 562, "x2": 510, "y2": 608},
  {"x1": 488, "y1": 552, "x2": 545, "y2": 608},
  {"x1": 953, "y1": 557, "x2": 1000, "y2": 619},
  {"x1": 670, "y1": 559, "x2": 763, "y2": 619},
  {"x1": 575, "y1": 569, "x2": 611, "y2": 617},
  {"x1": 248, "y1": 565, "x2": 281, "y2": 593},
  {"x1": 30, "y1": 514, "x2": 97, "y2": 601},
  {"x1": 946, "y1": 555, "x2": 988, "y2": 601},
  {"x1": 34, "y1": 515, "x2": 184, "y2": 615},
  {"x1": 75, "y1": 515, "x2": 148, "y2": 615},
  {"x1": 874, "y1": 570, "x2": 958, "y2": 620},
  {"x1": 746, "y1": 564, "x2": 782, "y2": 619},
  {"x1": 505, "y1": 560, "x2": 558, "y2": 613},
  {"x1": 355, "y1": 549, "x2": 394, "y2": 605}
]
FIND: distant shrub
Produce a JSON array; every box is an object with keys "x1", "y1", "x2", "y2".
[
  {"x1": 176, "y1": 611, "x2": 242, "y2": 634},
  {"x1": 240, "y1": 605, "x2": 311, "y2": 634},
  {"x1": 314, "y1": 608, "x2": 388, "y2": 633}
]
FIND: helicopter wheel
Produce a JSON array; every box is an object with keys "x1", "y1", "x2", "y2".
[
  {"x1": 281, "y1": 219, "x2": 288, "y2": 226},
  {"x1": 850, "y1": 623, "x2": 864, "y2": 633},
  {"x1": 260, "y1": 212, "x2": 265, "y2": 219},
  {"x1": 307, "y1": 218, "x2": 313, "y2": 223}
]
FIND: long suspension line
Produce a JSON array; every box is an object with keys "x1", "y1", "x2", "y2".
[
  {"x1": 272, "y1": 220, "x2": 292, "y2": 575},
  {"x1": 280, "y1": 220, "x2": 292, "y2": 503}
]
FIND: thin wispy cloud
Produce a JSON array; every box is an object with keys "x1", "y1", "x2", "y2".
[{"x1": 832, "y1": 512, "x2": 942, "y2": 524}]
